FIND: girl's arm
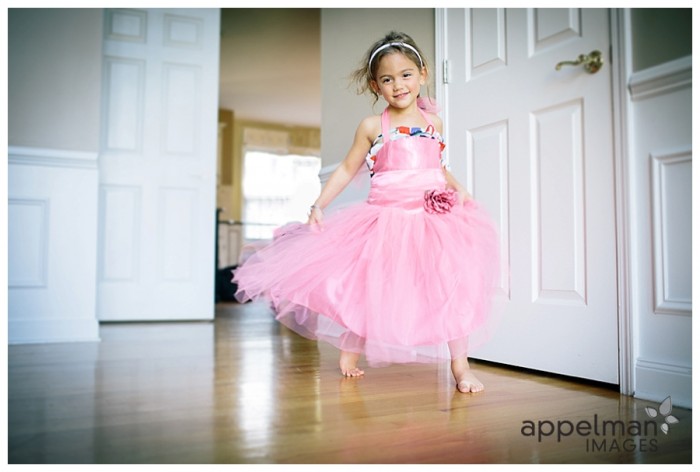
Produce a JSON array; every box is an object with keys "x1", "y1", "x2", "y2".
[
  {"x1": 444, "y1": 169, "x2": 472, "y2": 204},
  {"x1": 308, "y1": 117, "x2": 376, "y2": 224}
]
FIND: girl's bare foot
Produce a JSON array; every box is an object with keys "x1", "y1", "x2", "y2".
[
  {"x1": 339, "y1": 351, "x2": 364, "y2": 377},
  {"x1": 451, "y1": 358, "x2": 484, "y2": 393}
]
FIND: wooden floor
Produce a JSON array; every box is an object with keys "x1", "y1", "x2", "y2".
[{"x1": 8, "y1": 301, "x2": 692, "y2": 464}]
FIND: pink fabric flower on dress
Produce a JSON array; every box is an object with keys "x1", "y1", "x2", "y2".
[{"x1": 424, "y1": 188, "x2": 457, "y2": 214}]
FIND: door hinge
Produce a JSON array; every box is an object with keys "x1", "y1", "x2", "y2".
[{"x1": 443, "y1": 60, "x2": 450, "y2": 84}]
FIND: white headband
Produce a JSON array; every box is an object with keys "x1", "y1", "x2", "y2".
[{"x1": 368, "y1": 42, "x2": 424, "y2": 73}]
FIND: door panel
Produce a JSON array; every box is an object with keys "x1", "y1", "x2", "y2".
[
  {"x1": 98, "y1": 9, "x2": 220, "y2": 321},
  {"x1": 440, "y1": 8, "x2": 618, "y2": 383}
]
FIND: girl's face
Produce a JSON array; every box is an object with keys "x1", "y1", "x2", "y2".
[{"x1": 371, "y1": 52, "x2": 426, "y2": 110}]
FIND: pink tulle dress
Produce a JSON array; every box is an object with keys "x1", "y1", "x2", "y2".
[{"x1": 233, "y1": 107, "x2": 499, "y2": 367}]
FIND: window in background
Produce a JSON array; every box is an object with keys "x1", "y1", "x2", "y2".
[{"x1": 242, "y1": 151, "x2": 321, "y2": 240}]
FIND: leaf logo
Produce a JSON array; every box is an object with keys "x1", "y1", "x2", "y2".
[{"x1": 644, "y1": 396, "x2": 680, "y2": 434}]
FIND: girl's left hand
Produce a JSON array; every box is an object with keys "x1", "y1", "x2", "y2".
[{"x1": 455, "y1": 188, "x2": 472, "y2": 205}]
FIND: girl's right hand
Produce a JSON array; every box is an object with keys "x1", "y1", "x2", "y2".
[{"x1": 307, "y1": 206, "x2": 324, "y2": 227}]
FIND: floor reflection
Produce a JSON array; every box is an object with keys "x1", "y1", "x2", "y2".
[
  {"x1": 213, "y1": 301, "x2": 323, "y2": 462},
  {"x1": 7, "y1": 301, "x2": 692, "y2": 464}
]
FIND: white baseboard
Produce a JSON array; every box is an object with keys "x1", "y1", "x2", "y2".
[{"x1": 634, "y1": 358, "x2": 692, "y2": 409}]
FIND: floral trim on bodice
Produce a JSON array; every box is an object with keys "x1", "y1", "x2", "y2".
[{"x1": 365, "y1": 125, "x2": 448, "y2": 177}]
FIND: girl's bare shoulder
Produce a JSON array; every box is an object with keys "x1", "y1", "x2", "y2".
[{"x1": 357, "y1": 114, "x2": 382, "y2": 141}]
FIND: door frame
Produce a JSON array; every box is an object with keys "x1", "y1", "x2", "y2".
[{"x1": 434, "y1": 8, "x2": 633, "y2": 395}]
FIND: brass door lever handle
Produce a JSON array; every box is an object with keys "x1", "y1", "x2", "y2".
[{"x1": 555, "y1": 50, "x2": 603, "y2": 74}]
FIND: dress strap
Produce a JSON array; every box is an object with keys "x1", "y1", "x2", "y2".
[
  {"x1": 380, "y1": 108, "x2": 391, "y2": 140},
  {"x1": 417, "y1": 106, "x2": 435, "y2": 129}
]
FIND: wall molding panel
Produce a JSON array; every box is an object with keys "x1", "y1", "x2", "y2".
[
  {"x1": 8, "y1": 147, "x2": 100, "y2": 344},
  {"x1": 628, "y1": 55, "x2": 692, "y2": 102},
  {"x1": 650, "y1": 148, "x2": 692, "y2": 316},
  {"x1": 9, "y1": 146, "x2": 98, "y2": 169},
  {"x1": 8, "y1": 198, "x2": 49, "y2": 288}
]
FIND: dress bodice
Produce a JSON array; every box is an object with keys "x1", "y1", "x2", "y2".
[{"x1": 365, "y1": 107, "x2": 447, "y2": 177}]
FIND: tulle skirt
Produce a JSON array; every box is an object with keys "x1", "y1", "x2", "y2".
[{"x1": 233, "y1": 174, "x2": 500, "y2": 367}]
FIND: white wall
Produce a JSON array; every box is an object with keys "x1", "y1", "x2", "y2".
[
  {"x1": 623, "y1": 10, "x2": 692, "y2": 407},
  {"x1": 627, "y1": 56, "x2": 692, "y2": 407},
  {"x1": 9, "y1": 9, "x2": 103, "y2": 152},
  {"x1": 8, "y1": 9, "x2": 103, "y2": 343}
]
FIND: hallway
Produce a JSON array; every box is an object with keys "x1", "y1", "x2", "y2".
[{"x1": 8, "y1": 302, "x2": 692, "y2": 464}]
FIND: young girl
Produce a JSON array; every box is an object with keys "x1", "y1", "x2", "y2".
[{"x1": 233, "y1": 31, "x2": 499, "y2": 393}]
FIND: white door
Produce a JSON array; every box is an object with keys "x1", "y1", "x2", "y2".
[
  {"x1": 98, "y1": 8, "x2": 220, "y2": 321},
  {"x1": 438, "y1": 8, "x2": 618, "y2": 383}
]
